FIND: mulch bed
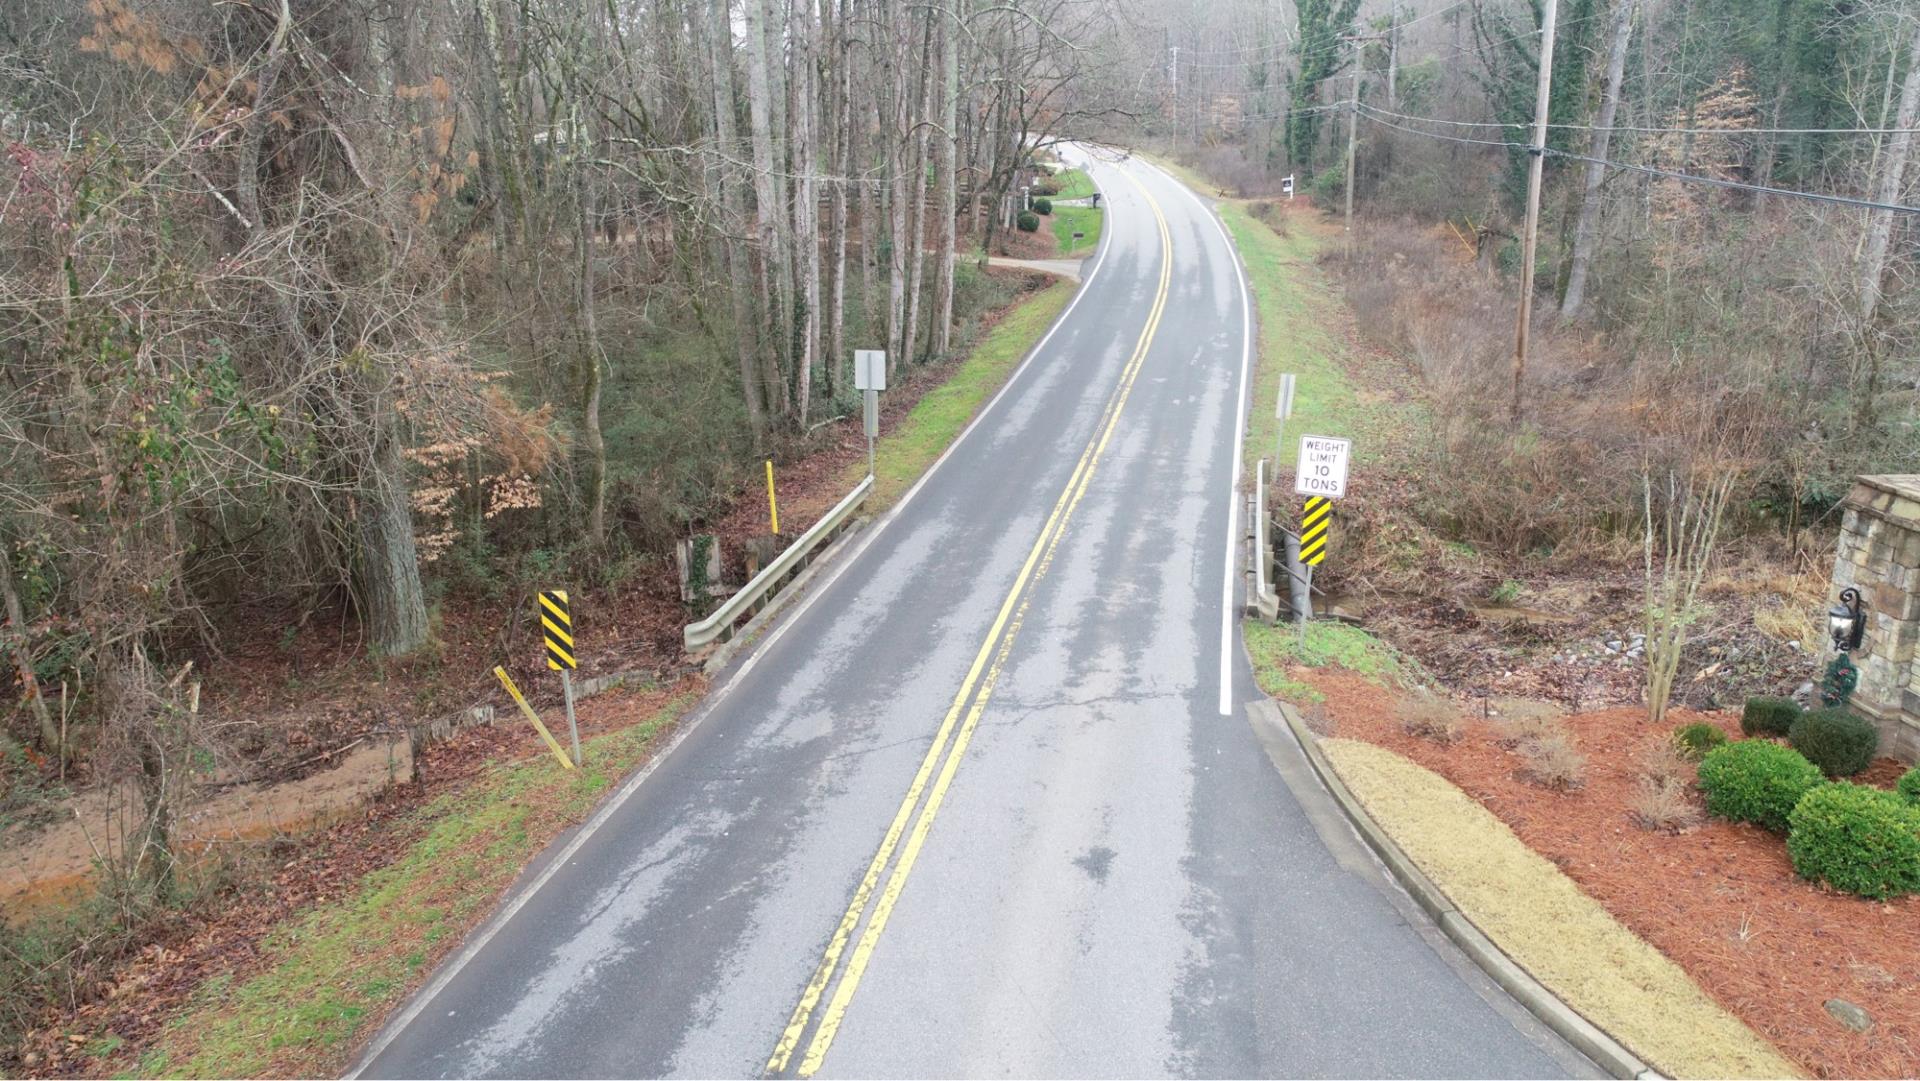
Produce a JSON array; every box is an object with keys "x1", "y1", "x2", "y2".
[{"x1": 1303, "y1": 667, "x2": 1920, "y2": 1079}]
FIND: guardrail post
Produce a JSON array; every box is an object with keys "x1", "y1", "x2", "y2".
[
  {"x1": 683, "y1": 475, "x2": 876, "y2": 653},
  {"x1": 1254, "y1": 459, "x2": 1280, "y2": 622}
]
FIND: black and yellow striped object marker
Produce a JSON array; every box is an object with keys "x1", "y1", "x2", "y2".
[
  {"x1": 540, "y1": 589, "x2": 576, "y2": 670},
  {"x1": 1300, "y1": 497, "x2": 1331, "y2": 566},
  {"x1": 540, "y1": 589, "x2": 582, "y2": 766}
]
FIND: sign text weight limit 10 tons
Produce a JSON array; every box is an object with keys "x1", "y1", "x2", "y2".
[{"x1": 1294, "y1": 435, "x2": 1351, "y2": 499}]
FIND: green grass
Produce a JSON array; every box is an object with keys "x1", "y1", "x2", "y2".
[
  {"x1": 1051, "y1": 206, "x2": 1103, "y2": 257},
  {"x1": 1244, "y1": 620, "x2": 1410, "y2": 705},
  {"x1": 1052, "y1": 168, "x2": 1097, "y2": 201},
  {"x1": 1144, "y1": 154, "x2": 1217, "y2": 195},
  {"x1": 136, "y1": 695, "x2": 691, "y2": 1079},
  {"x1": 852, "y1": 279, "x2": 1076, "y2": 509},
  {"x1": 1216, "y1": 202, "x2": 1400, "y2": 473}
]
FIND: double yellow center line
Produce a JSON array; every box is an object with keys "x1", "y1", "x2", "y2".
[{"x1": 765, "y1": 172, "x2": 1173, "y2": 1078}]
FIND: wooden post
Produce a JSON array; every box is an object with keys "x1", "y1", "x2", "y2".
[
  {"x1": 1344, "y1": 71, "x2": 1359, "y2": 255},
  {"x1": 1511, "y1": 0, "x2": 1560, "y2": 423}
]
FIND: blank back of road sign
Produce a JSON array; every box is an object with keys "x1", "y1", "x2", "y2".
[
  {"x1": 541, "y1": 589, "x2": 576, "y2": 670},
  {"x1": 1300, "y1": 498, "x2": 1331, "y2": 566}
]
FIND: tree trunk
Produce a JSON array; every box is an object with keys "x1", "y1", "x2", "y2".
[
  {"x1": 573, "y1": 106, "x2": 607, "y2": 548},
  {"x1": 0, "y1": 553, "x2": 57, "y2": 755},
  {"x1": 932, "y1": 0, "x2": 960, "y2": 357},
  {"x1": 358, "y1": 432, "x2": 430, "y2": 655},
  {"x1": 1857, "y1": 22, "x2": 1920, "y2": 345},
  {"x1": 885, "y1": 0, "x2": 910, "y2": 370},
  {"x1": 477, "y1": 0, "x2": 531, "y2": 243},
  {"x1": 1559, "y1": 0, "x2": 1636, "y2": 318},
  {"x1": 790, "y1": 0, "x2": 820, "y2": 425},
  {"x1": 902, "y1": 18, "x2": 935, "y2": 363},
  {"x1": 827, "y1": 0, "x2": 851, "y2": 393},
  {"x1": 746, "y1": 0, "x2": 795, "y2": 424},
  {"x1": 707, "y1": 0, "x2": 770, "y2": 449}
]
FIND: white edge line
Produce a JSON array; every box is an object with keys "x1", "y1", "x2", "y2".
[
  {"x1": 345, "y1": 148, "x2": 1116, "y2": 1079},
  {"x1": 1133, "y1": 156, "x2": 1254, "y2": 718}
]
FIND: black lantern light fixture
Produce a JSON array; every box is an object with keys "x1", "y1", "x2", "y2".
[{"x1": 1828, "y1": 587, "x2": 1866, "y2": 653}]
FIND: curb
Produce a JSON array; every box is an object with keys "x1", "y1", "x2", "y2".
[{"x1": 1264, "y1": 698, "x2": 1662, "y2": 1081}]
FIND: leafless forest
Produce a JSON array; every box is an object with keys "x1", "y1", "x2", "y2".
[
  {"x1": 0, "y1": 0, "x2": 1137, "y2": 904},
  {"x1": 1152, "y1": 0, "x2": 1920, "y2": 544}
]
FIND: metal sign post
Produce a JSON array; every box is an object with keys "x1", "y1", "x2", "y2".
[
  {"x1": 1275, "y1": 372, "x2": 1296, "y2": 469},
  {"x1": 540, "y1": 589, "x2": 581, "y2": 766},
  {"x1": 1298, "y1": 497, "x2": 1331, "y2": 651},
  {"x1": 855, "y1": 349, "x2": 887, "y2": 478},
  {"x1": 1282, "y1": 175, "x2": 1296, "y2": 199},
  {"x1": 1275, "y1": 374, "x2": 1300, "y2": 632}
]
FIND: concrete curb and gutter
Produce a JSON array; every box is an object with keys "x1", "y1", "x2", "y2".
[{"x1": 1258, "y1": 697, "x2": 1662, "y2": 1081}]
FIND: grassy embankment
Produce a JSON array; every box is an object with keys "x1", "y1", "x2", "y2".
[
  {"x1": 1041, "y1": 167, "x2": 1102, "y2": 256},
  {"x1": 849, "y1": 279, "x2": 1077, "y2": 510},
  {"x1": 1161, "y1": 158, "x2": 1407, "y2": 698},
  {"x1": 121, "y1": 694, "x2": 692, "y2": 1079},
  {"x1": 1051, "y1": 206, "x2": 1102, "y2": 256},
  {"x1": 1052, "y1": 168, "x2": 1097, "y2": 200}
]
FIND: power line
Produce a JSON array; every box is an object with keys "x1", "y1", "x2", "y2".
[
  {"x1": 1353, "y1": 103, "x2": 1920, "y2": 214},
  {"x1": 1227, "y1": 103, "x2": 1355, "y2": 124},
  {"x1": 1359, "y1": 102, "x2": 1920, "y2": 137},
  {"x1": 1543, "y1": 147, "x2": 1920, "y2": 214},
  {"x1": 1356, "y1": 106, "x2": 1526, "y2": 149},
  {"x1": 1180, "y1": 6, "x2": 1612, "y2": 78},
  {"x1": 1393, "y1": 0, "x2": 1476, "y2": 31},
  {"x1": 1174, "y1": 0, "x2": 1472, "y2": 65}
]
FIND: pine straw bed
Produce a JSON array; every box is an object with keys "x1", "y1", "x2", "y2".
[{"x1": 1304, "y1": 668, "x2": 1920, "y2": 1079}]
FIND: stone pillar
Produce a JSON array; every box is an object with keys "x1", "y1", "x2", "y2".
[{"x1": 1831, "y1": 475, "x2": 1920, "y2": 763}]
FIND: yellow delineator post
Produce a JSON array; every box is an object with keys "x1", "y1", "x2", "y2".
[
  {"x1": 492, "y1": 665, "x2": 575, "y2": 771},
  {"x1": 766, "y1": 459, "x2": 780, "y2": 535},
  {"x1": 540, "y1": 589, "x2": 582, "y2": 766}
]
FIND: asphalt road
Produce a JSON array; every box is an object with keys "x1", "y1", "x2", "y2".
[{"x1": 355, "y1": 150, "x2": 1598, "y2": 1080}]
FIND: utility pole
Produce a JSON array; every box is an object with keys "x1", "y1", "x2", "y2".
[
  {"x1": 1341, "y1": 31, "x2": 1389, "y2": 256},
  {"x1": 1510, "y1": 0, "x2": 1559, "y2": 424},
  {"x1": 1387, "y1": 2, "x2": 1400, "y2": 109},
  {"x1": 1344, "y1": 71, "x2": 1359, "y2": 255},
  {"x1": 1170, "y1": 44, "x2": 1180, "y2": 156}
]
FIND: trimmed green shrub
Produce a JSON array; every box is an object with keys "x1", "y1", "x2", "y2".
[
  {"x1": 1820, "y1": 652, "x2": 1859, "y2": 706},
  {"x1": 1697, "y1": 740, "x2": 1825, "y2": 832},
  {"x1": 1898, "y1": 768, "x2": 1920, "y2": 807},
  {"x1": 1672, "y1": 722, "x2": 1729, "y2": 761},
  {"x1": 1789, "y1": 707, "x2": 1879, "y2": 777},
  {"x1": 1015, "y1": 211, "x2": 1040, "y2": 233},
  {"x1": 1786, "y1": 782, "x2": 1920, "y2": 899},
  {"x1": 1740, "y1": 695, "x2": 1800, "y2": 738},
  {"x1": 1031, "y1": 197, "x2": 1053, "y2": 216}
]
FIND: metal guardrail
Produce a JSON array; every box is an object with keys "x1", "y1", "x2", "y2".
[
  {"x1": 1254, "y1": 459, "x2": 1280, "y2": 619},
  {"x1": 684, "y1": 474, "x2": 875, "y2": 652}
]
